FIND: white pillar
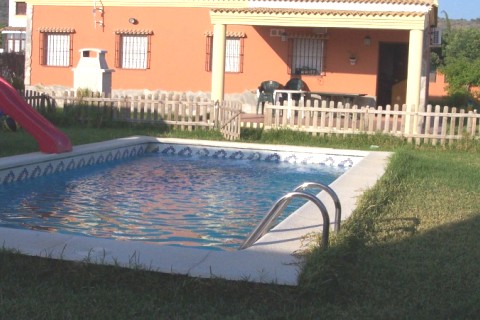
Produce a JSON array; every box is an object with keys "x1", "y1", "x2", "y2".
[
  {"x1": 211, "y1": 24, "x2": 226, "y2": 103},
  {"x1": 24, "y1": 3, "x2": 33, "y2": 87},
  {"x1": 405, "y1": 29, "x2": 424, "y2": 135}
]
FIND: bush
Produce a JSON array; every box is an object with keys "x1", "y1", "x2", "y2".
[
  {"x1": 442, "y1": 90, "x2": 479, "y2": 111},
  {"x1": 428, "y1": 91, "x2": 479, "y2": 112},
  {"x1": 0, "y1": 52, "x2": 25, "y2": 90},
  {"x1": 59, "y1": 103, "x2": 115, "y2": 128}
]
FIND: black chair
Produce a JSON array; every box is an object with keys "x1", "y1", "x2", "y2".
[
  {"x1": 256, "y1": 80, "x2": 281, "y2": 114},
  {"x1": 280, "y1": 78, "x2": 306, "y2": 105}
]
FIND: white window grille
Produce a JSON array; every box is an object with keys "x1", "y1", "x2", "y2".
[
  {"x1": 121, "y1": 35, "x2": 149, "y2": 69},
  {"x1": 41, "y1": 32, "x2": 72, "y2": 67},
  {"x1": 205, "y1": 34, "x2": 244, "y2": 73},
  {"x1": 289, "y1": 37, "x2": 325, "y2": 75},
  {"x1": 225, "y1": 37, "x2": 242, "y2": 73}
]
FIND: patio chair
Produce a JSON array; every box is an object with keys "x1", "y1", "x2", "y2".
[
  {"x1": 256, "y1": 80, "x2": 281, "y2": 114},
  {"x1": 280, "y1": 78, "x2": 306, "y2": 105}
]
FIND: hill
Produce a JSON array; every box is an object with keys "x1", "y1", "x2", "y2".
[{"x1": 438, "y1": 17, "x2": 480, "y2": 29}]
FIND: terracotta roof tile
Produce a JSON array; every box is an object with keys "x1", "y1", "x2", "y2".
[
  {"x1": 39, "y1": 27, "x2": 75, "y2": 33},
  {"x1": 1, "y1": 26, "x2": 26, "y2": 32},
  {"x1": 248, "y1": 0, "x2": 435, "y2": 4},
  {"x1": 115, "y1": 29, "x2": 154, "y2": 35},
  {"x1": 205, "y1": 31, "x2": 247, "y2": 37},
  {"x1": 211, "y1": 7, "x2": 426, "y2": 17}
]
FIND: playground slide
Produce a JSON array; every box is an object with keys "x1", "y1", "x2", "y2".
[{"x1": 0, "y1": 77, "x2": 72, "y2": 153}]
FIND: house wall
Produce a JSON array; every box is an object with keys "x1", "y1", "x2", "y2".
[
  {"x1": 429, "y1": 72, "x2": 447, "y2": 99},
  {"x1": 320, "y1": 28, "x2": 408, "y2": 96},
  {"x1": 429, "y1": 71, "x2": 480, "y2": 104},
  {"x1": 29, "y1": 5, "x2": 409, "y2": 98},
  {"x1": 30, "y1": 6, "x2": 215, "y2": 91}
]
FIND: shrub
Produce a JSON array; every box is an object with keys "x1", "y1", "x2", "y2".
[{"x1": 0, "y1": 52, "x2": 25, "y2": 90}]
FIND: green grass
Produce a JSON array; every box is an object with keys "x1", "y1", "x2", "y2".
[
  {"x1": 299, "y1": 150, "x2": 480, "y2": 318},
  {"x1": 1, "y1": 125, "x2": 480, "y2": 318},
  {"x1": 0, "y1": 126, "x2": 224, "y2": 157}
]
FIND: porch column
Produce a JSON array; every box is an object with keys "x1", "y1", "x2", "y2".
[
  {"x1": 404, "y1": 29, "x2": 424, "y2": 135},
  {"x1": 211, "y1": 23, "x2": 226, "y2": 103}
]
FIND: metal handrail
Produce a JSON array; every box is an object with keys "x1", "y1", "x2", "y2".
[
  {"x1": 239, "y1": 191, "x2": 330, "y2": 250},
  {"x1": 293, "y1": 182, "x2": 342, "y2": 232}
]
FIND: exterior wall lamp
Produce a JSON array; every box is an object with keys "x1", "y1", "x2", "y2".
[
  {"x1": 364, "y1": 35, "x2": 371, "y2": 46},
  {"x1": 129, "y1": 18, "x2": 138, "y2": 25},
  {"x1": 349, "y1": 54, "x2": 357, "y2": 65}
]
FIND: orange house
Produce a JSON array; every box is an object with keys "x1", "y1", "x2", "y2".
[
  {"x1": 429, "y1": 71, "x2": 480, "y2": 105},
  {"x1": 428, "y1": 71, "x2": 448, "y2": 100},
  {"x1": 24, "y1": 1, "x2": 438, "y2": 117}
]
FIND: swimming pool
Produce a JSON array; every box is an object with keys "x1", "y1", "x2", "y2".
[
  {"x1": 0, "y1": 137, "x2": 390, "y2": 285},
  {"x1": 0, "y1": 142, "x2": 353, "y2": 250}
]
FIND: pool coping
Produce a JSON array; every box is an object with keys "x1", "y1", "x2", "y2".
[{"x1": 0, "y1": 137, "x2": 391, "y2": 285}]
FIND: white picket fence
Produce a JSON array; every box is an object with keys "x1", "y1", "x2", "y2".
[
  {"x1": 263, "y1": 100, "x2": 480, "y2": 145},
  {"x1": 23, "y1": 90, "x2": 243, "y2": 140},
  {"x1": 22, "y1": 89, "x2": 480, "y2": 145}
]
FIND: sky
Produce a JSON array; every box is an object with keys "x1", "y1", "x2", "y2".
[{"x1": 438, "y1": 0, "x2": 480, "y2": 20}]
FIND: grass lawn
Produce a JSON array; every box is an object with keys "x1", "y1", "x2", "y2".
[{"x1": 1, "y1": 125, "x2": 480, "y2": 318}]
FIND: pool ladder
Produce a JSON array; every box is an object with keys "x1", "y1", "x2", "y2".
[{"x1": 239, "y1": 182, "x2": 341, "y2": 250}]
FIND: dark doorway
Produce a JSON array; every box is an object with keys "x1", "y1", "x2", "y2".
[{"x1": 376, "y1": 43, "x2": 408, "y2": 107}]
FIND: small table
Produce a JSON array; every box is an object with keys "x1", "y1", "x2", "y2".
[
  {"x1": 307, "y1": 92, "x2": 367, "y2": 106},
  {"x1": 273, "y1": 89, "x2": 308, "y2": 118}
]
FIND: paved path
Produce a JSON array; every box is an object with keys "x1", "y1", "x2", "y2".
[{"x1": 240, "y1": 113, "x2": 264, "y2": 124}]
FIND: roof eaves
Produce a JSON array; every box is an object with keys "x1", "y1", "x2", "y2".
[
  {"x1": 248, "y1": 0, "x2": 435, "y2": 5},
  {"x1": 211, "y1": 7, "x2": 426, "y2": 17}
]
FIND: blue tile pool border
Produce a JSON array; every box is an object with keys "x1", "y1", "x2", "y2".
[
  {"x1": 0, "y1": 136, "x2": 364, "y2": 185},
  {"x1": 0, "y1": 140, "x2": 149, "y2": 184}
]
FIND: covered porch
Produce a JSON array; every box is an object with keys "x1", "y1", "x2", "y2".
[{"x1": 208, "y1": 1, "x2": 438, "y2": 134}]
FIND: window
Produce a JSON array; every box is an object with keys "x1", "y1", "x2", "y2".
[
  {"x1": 15, "y1": 2, "x2": 27, "y2": 15},
  {"x1": 5, "y1": 32, "x2": 26, "y2": 52},
  {"x1": 40, "y1": 30, "x2": 74, "y2": 67},
  {"x1": 205, "y1": 33, "x2": 245, "y2": 73},
  {"x1": 288, "y1": 36, "x2": 325, "y2": 75},
  {"x1": 115, "y1": 31, "x2": 152, "y2": 69},
  {"x1": 430, "y1": 27, "x2": 442, "y2": 47},
  {"x1": 1, "y1": 28, "x2": 26, "y2": 52},
  {"x1": 225, "y1": 37, "x2": 243, "y2": 73}
]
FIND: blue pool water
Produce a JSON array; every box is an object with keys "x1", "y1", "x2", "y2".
[{"x1": 0, "y1": 146, "x2": 348, "y2": 250}]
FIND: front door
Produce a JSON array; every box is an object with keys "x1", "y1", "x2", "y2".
[{"x1": 376, "y1": 43, "x2": 408, "y2": 107}]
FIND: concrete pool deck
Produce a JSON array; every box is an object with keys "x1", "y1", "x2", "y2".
[{"x1": 0, "y1": 137, "x2": 391, "y2": 285}]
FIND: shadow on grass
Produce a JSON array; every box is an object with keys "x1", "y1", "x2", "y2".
[
  {"x1": 375, "y1": 217, "x2": 421, "y2": 239},
  {"x1": 301, "y1": 214, "x2": 480, "y2": 318}
]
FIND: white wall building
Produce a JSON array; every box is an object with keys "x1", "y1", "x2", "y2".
[{"x1": 1, "y1": 0, "x2": 27, "y2": 52}]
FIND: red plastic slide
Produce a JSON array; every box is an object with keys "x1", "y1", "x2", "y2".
[{"x1": 0, "y1": 77, "x2": 72, "y2": 153}]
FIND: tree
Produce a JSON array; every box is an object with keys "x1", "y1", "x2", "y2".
[
  {"x1": 0, "y1": 23, "x2": 5, "y2": 48},
  {"x1": 440, "y1": 27, "x2": 480, "y2": 99},
  {"x1": 0, "y1": 52, "x2": 25, "y2": 90}
]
